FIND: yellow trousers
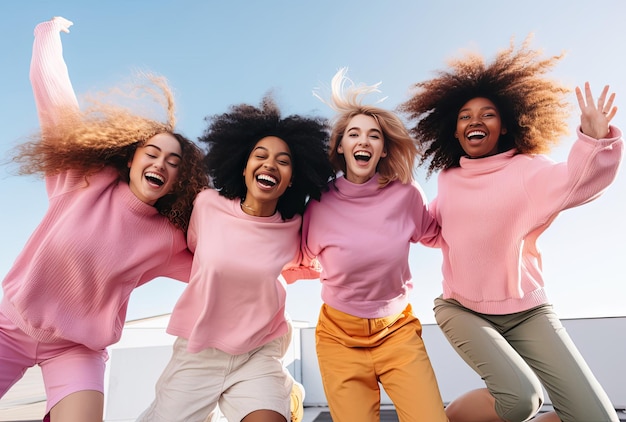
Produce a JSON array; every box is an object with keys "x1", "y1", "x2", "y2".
[{"x1": 315, "y1": 303, "x2": 448, "y2": 422}]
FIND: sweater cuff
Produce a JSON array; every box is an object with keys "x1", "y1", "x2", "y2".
[
  {"x1": 577, "y1": 124, "x2": 622, "y2": 143},
  {"x1": 281, "y1": 266, "x2": 320, "y2": 284}
]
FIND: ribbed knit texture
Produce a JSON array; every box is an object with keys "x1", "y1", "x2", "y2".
[
  {"x1": 167, "y1": 189, "x2": 302, "y2": 355},
  {"x1": 426, "y1": 128, "x2": 623, "y2": 314},
  {"x1": 283, "y1": 175, "x2": 439, "y2": 319},
  {"x1": 0, "y1": 19, "x2": 193, "y2": 351}
]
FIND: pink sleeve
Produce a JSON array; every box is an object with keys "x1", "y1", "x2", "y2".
[
  {"x1": 525, "y1": 126, "x2": 623, "y2": 212},
  {"x1": 141, "y1": 233, "x2": 193, "y2": 285},
  {"x1": 409, "y1": 181, "x2": 441, "y2": 246},
  {"x1": 30, "y1": 20, "x2": 79, "y2": 132},
  {"x1": 280, "y1": 210, "x2": 321, "y2": 284}
]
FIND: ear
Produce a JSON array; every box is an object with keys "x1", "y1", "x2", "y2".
[
  {"x1": 501, "y1": 127, "x2": 507, "y2": 135},
  {"x1": 381, "y1": 149, "x2": 388, "y2": 158},
  {"x1": 454, "y1": 131, "x2": 459, "y2": 139},
  {"x1": 337, "y1": 143, "x2": 344, "y2": 154}
]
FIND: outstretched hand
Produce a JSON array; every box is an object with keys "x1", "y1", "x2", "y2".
[
  {"x1": 576, "y1": 82, "x2": 617, "y2": 139},
  {"x1": 51, "y1": 16, "x2": 73, "y2": 33}
]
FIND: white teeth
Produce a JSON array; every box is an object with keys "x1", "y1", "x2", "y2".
[
  {"x1": 257, "y1": 174, "x2": 277, "y2": 184},
  {"x1": 145, "y1": 172, "x2": 164, "y2": 183},
  {"x1": 467, "y1": 131, "x2": 486, "y2": 139},
  {"x1": 354, "y1": 151, "x2": 371, "y2": 158}
]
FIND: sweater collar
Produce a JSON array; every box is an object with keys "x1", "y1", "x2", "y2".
[
  {"x1": 459, "y1": 149, "x2": 517, "y2": 173},
  {"x1": 334, "y1": 173, "x2": 382, "y2": 198},
  {"x1": 119, "y1": 181, "x2": 160, "y2": 216}
]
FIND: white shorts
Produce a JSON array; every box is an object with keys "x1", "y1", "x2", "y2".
[{"x1": 138, "y1": 331, "x2": 293, "y2": 422}]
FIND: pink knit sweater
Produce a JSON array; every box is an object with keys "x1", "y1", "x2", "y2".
[
  {"x1": 167, "y1": 189, "x2": 302, "y2": 354},
  {"x1": 283, "y1": 175, "x2": 439, "y2": 319},
  {"x1": 425, "y1": 128, "x2": 623, "y2": 314},
  {"x1": 0, "y1": 19, "x2": 192, "y2": 351}
]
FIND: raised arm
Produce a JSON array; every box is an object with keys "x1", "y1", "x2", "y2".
[{"x1": 30, "y1": 16, "x2": 79, "y2": 133}]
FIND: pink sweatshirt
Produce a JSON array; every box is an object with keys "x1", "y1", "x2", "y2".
[
  {"x1": 283, "y1": 175, "x2": 439, "y2": 319},
  {"x1": 167, "y1": 189, "x2": 302, "y2": 355},
  {"x1": 424, "y1": 128, "x2": 623, "y2": 314},
  {"x1": 0, "y1": 20, "x2": 193, "y2": 351}
]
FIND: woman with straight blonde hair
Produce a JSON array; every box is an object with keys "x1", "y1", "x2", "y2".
[{"x1": 283, "y1": 68, "x2": 448, "y2": 422}]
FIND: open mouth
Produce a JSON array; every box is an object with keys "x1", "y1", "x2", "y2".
[
  {"x1": 354, "y1": 151, "x2": 372, "y2": 162},
  {"x1": 257, "y1": 173, "x2": 277, "y2": 187},
  {"x1": 145, "y1": 172, "x2": 165, "y2": 187},
  {"x1": 466, "y1": 130, "x2": 487, "y2": 141}
]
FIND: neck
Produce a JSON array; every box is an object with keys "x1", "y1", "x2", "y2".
[{"x1": 240, "y1": 198, "x2": 277, "y2": 217}]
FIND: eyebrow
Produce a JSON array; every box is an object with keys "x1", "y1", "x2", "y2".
[
  {"x1": 144, "y1": 143, "x2": 182, "y2": 159},
  {"x1": 253, "y1": 145, "x2": 292, "y2": 158},
  {"x1": 347, "y1": 126, "x2": 382, "y2": 134},
  {"x1": 458, "y1": 106, "x2": 497, "y2": 113}
]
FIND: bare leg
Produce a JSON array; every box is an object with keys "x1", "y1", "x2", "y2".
[
  {"x1": 241, "y1": 409, "x2": 287, "y2": 422},
  {"x1": 49, "y1": 390, "x2": 103, "y2": 422},
  {"x1": 445, "y1": 388, "x2": 504, "y2": 422},
  {"x1": 532, "y1": 412, "x2": 561, "y2": 422}
]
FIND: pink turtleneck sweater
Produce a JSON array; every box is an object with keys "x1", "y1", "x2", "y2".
[
  {"x1": 283, "y1": 175, "x2": 439, "y2": 319},
  {"x1": 0, "y1": 19, "x2": 193, "y2": 351},
  {"x1": 424, "y1": 128, "x2": 623, "y2": 314}
]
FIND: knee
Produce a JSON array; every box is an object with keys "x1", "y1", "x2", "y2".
[{"x1": 495, "y1": 386, "x2": 544, "y2": 421}]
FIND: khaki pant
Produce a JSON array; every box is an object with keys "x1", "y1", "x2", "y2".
[
  {"x1": 137, "y1": 333, "x2": 292, "y2": 422},
  {"x1": 315, "y1": 303, "x2": 448, "y2": 422},
  {"x1": 434, "y1": 297, "x2": 619, "y2": 422}
]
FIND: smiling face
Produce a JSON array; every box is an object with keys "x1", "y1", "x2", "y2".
[
  {"x1": 242, "y1": 136, "x2": 293, "y2": 216},
  {"x1": 338, "y1": 114, "x2": 387, "y2": 184},
  {"x1": 127, "y1": 132, "x2": 182, "y2": 205},
  {"x1": 455, "y1": 97, "x2": 507, "y2": 159}
]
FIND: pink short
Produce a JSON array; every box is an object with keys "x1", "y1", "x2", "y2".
[{"x1": 0, "y1": 311, "x2": 108, "y2": 415}]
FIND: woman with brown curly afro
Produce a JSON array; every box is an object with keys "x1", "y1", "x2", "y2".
[
  {"x1": 138, "y1": 94, "x2": 334, "y2": 422},
  {"x1": 400, "y1": 38, "x2": 622, "y2": 422},
  {"x1": 0, "y1": 17, "x2": 208, "y2": 422}
]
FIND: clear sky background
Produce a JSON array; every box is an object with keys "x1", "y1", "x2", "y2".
[{"x1": 1, "y1": 1, "x2": 625, "y2": 326}]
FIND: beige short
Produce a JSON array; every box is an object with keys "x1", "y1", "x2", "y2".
[{"x1": 138, "y1": 331, "x2": 293, "y2": 422}]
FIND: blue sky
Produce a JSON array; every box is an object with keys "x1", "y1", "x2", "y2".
[{"x1": 1, "y1": 0, "x2": 625, "y2": 325}]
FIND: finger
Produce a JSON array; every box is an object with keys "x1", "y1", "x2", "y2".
[
  {"x1": 606, "y1": 106, "x2": 618, "y2": 121},
  {"x1": 575, "y1": 86, "x2": 585, "y2": 108},
  {"x1": 596, "y1": 85, "x2": 609, "y2": 110},
  {"x1": 604, "y1": 92, "x2": 616, "y2": 112},
  {"x1": 585, "y1": 82, "x2": 595, "y2": 107}
]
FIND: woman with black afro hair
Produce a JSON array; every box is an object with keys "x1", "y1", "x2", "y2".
[
  {"x1": 138, "y1": 95, "x2": 334, "y2": 422},
  {"x1": 400, "y1": 37, "x2": 622, "y2": 422}
]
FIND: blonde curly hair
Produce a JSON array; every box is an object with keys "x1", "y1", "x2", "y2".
[{"x1": 13, "y1": 74, "x2": 207, "y2": 232}]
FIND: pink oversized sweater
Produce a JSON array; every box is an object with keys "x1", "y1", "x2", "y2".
[
  {"x1": 0, "y1": 20, "x2": 193, "y2": 351},
  {"x1": 167, "y1": 189, "x2": 302, "y2": 355},
  {"x1": 424, "y1": 128, "x2": 623, "y2": 314},
  {"x1": 283, "y1": 175, "x2": 439, "y2": 319}
]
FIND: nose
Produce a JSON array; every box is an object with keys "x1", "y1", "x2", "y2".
[
  {"x1": 469, "y1": 115, "x2": 482, "y2": 126},
  {"x1": 263, "y1": 161, "x2": 276, "y2": 170},
  {"x1": 357, "y1": 134, "x2": 370, "y2": 146},
  {"x1": 153, "y1": 157, "x2": 166, "y2": 170}
]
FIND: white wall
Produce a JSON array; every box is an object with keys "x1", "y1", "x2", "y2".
[
  {"x1": 300, "y1": 317, "x2": 626, "y2": 409},
  {"x1": 102, "y1": 316, "x2": 625, "y2": 421}
]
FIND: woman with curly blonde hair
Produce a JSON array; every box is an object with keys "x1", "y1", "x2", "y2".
[
  {"x1": 282, "y1": 68, "x2": 448, "y2": 422},
  {"x1": 0, "y1": 17, "x2": 207, "y2": 422},
  {"x1": 401, "y1": 38, "x2": 622, "y2": 422}
]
